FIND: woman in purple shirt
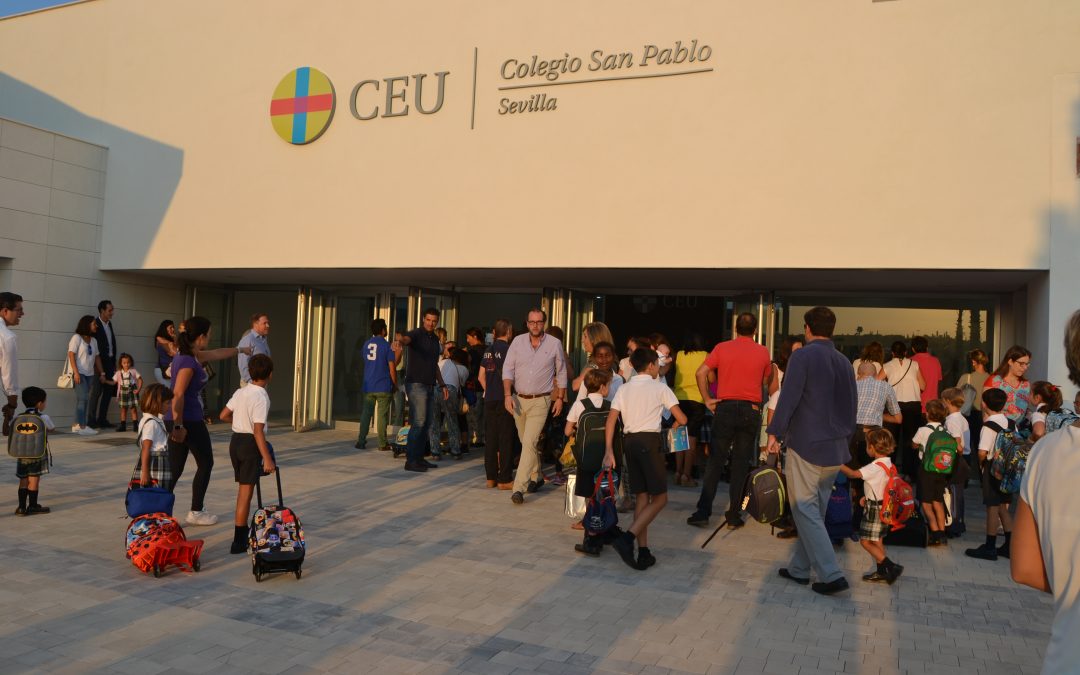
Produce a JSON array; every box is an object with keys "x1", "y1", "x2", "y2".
[{"x1": 167, "y1": 316, "x2": 253, "y2": 527}]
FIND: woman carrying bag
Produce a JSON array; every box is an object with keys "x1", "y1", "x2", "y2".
[{"x1": 67, "y1": 315, "x2": 103, "y2": 435}]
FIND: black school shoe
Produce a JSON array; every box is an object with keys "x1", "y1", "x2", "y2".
[
  {"x1": 811, "y1": 578, "x2": 850, "y2": 595},
  {"x1": 526, "y1": 478, "x2": 545, "y2": 493},
  {"x1": 862, "y1": 570, "x2": 891, "y2": 584},
  {"x1": 511, "y1": 492, "x2": 524, "y2": 505},
  {"x1": 24, "y1": 504, "x2": 50, "y2": 515},
  {"x1": 574, "y1": 543, "x2": 601, "y2": 557},
  {"x1": 14, "y1": 506, "x2": 26, "y2": 516},
  {"x1": 637, "y1": 548, "x2": 656, "y2": 569},
  {"x1": 996, "y1": 543, "x2": 1011, "y2": 559},
  {"x1": 778, "y1": 568, "x2": 810, "y2": 585},
  {"x1": 965, "y1": 543, "x2": 998, "y2": 561},
  {"x1": 612, "y1": 532, "x2": 643, "y2": 570},
  {"x1": 404, "y1": 463, "x2": 428, "y2": 473},
  {"x1": 686, "y1": 513, "x2": 709, "y2": 528}
]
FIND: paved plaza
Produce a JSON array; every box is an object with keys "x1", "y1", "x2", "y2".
[{"x1": 0, "y1": 428, "x2": 1054, "y2": 675}]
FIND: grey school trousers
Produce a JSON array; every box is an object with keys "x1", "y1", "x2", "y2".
[{"x1": 786, "y1": 449, "x2": 845, "y2": 583}]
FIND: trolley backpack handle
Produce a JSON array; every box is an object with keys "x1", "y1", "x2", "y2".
[{"x1": 255, "y1": 465, "x2": 284, "y2": 510}]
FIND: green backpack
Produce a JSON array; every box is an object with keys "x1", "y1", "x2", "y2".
[
  {"x1": 7, "y1": 411, "x2": 48, "y2": 460},
  {"x1": 921, "y1": 423, "x2": 958, "y2": 475}
]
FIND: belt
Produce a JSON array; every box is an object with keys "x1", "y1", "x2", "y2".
[{"x1": 516, "y1": 392, "x2": 551, "y2": 399}]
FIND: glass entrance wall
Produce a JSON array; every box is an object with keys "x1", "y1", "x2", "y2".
[
  {"x1": 185, "y1": 286, "x2": 233, "y2": 417},
  {"x1": 779, "y1": 295, "x2": 997, "y2": 388},
  {"x1": 332, "y1": 296, "x2": 375, "y2": 422},
  {"x1": 294, "y1": 288, "x2": 337, "y2": 431}
]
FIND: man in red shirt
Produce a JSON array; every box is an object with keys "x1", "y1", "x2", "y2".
[
  {"x1": 910, "y1": 336, "x2": 941, "y2": 416},
  {"x1": 687, "y1": 313, "x2": 773, "y2": 530}
]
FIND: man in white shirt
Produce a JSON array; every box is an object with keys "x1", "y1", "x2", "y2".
[
  {"x1": 604, "y1": 348, "x2": 687, "y2": 571},
  {"x1": 966, "y1": 387, "x2": 1013, "y2": 561},
  {"x1": 237, "y1": 313, "x2": 272, "y2": 385},
  {"x1": 0, "y1": 292, "x2": 23, "y2": 437}
]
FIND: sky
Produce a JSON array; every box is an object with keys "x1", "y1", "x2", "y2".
[
  {"x1": 788, "y1": 306, "x2": 989, "y2": 339},
  {"x1": 0, "y1": 0, "x2": 90, "y2": 20}
]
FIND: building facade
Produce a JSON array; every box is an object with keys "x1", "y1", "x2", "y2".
[{"x1": 2, "y1": 0, "x2": 1080, "y2": 428}]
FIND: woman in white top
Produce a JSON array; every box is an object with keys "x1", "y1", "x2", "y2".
[
  {"x1": 882, "y1": 340, "x2": 925, "y2": 476},
  {"x1": 570, "y1": 322, "x2": 615, "y2": 395},
  {"x1": 430, "y1": 347, "x2": 468, "y2": 459},
  {"x1": 851, "y1": 341, "x2": 888, "y2": 381},
  {"x1": 67, "y1": 315, "x2": 103, "y2": 435},
  {"x1": 1012, "y1": 309, "x2": 1080, "y2": 674}
]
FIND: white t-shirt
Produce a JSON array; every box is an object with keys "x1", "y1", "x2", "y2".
[
  {"x1": 884, "y1": 357, "x2": 922, "y2": 403},
  {"x1": 67, "y1": 334, "x2": 96, "y2": 376},
  {"x1": 39, "y1": 413, "x2": 55, "y2": 431},
  {"x1": 858, "y1": 456, "x2": 894, "y2": 502},
  {"x1": 768, "y1": 368, "x2": 784, "y2": 412},
  {"x1": 226, "y1": 384, "x2": 270, "y2": 434},
  {"x1": 945, "y1": 411, "x2": 971, "y2": 455},
  {"x1": 137, "y1": 413, "x2": 168, "y2": 453},
  {"x1": 618, "y1": 357, "x2": 635, "y2": 383},
  {"x1": 1030, "y1": 409, "x2": 1047, "y2": 427},
  {"x1": 574, "y1": 371, "x2": 622, "y2": 404},
  {"x1": 610, "y1": 374, "x2": 679, "y2": 433},
  {"x1": 979, "y1": 413, "x2": 1010, "y2": 460},
  {"x1": 567, "y1": 392, "x2": 605, "y2": 425},
  {"x1": 439, "y1": 360, "x2": 466, "y2": 390},
  {"x1": 911, "y1": 422, "x2": 944, "y2": 460},
  {"x1": 1020, "y1": 426, "x2": 1080, "y2": 674}
]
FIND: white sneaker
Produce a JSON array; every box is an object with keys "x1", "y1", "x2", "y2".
[
  {"x1": 77, "y1": 427, "x2": 98, "y2": 435},
  {"x1": 185, "y1": 510, "x2": 219, "y2": 526}
]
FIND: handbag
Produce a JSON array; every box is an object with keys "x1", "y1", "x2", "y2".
[
  {"x1": 125, "y1": 482, "x2": 175, "y2": 518},
  {"x1": 57, "y1": 359, "x2": 73, "y2": 389}
]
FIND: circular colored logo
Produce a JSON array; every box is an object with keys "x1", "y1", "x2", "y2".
[{"x1": 270, "y1": 67, "x2": 336, "y2": 145}]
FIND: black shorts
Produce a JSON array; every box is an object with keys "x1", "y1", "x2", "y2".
[
  {"x1": 918, "y1": 465, "x2": 950, "y2": 503},
  {"x1": 981, "y1": 462, "x2": 1006, "y2": 507},
  {"x1": 230, "y1": 433, "x2": 262, "y2": 485},
  {"x1": 624, "y1": 432, "x2": 667, "y2": 496}
]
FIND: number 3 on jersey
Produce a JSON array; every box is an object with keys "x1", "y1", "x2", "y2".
[{"x1": 366, "y1": 343, "x2": 379, "y2": 361}]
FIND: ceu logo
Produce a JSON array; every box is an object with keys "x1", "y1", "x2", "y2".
[{"x1": 270, "y1": 67, "x2": 336, "y2": 145}]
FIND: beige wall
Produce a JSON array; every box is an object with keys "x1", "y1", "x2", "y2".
[
  {"x1": 1, "y1": 0, "x2": 1078, "y2": 272},
  {"x1": 0, "y1": 118, "x2": 186, "y2": 426}
]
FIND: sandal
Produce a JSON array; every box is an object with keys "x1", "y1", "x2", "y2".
[{"x1": 571, "y1": 521, "x2": 584, "y2": 530}]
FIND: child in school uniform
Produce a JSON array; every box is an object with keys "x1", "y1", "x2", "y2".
[
  {"x1": 219, "y1": 354, "x2": 276, "y2": 554},
  {"x1": 134, "y1": 384, "x2": 173, "y2": 489},
  {"x1": 12, "y1": 386, "x2": 52, "y2": 516},
  {"x1": 840, "y1": 426, "x2": 903, "y2": 584},
  {"x1": 112, "y1": 353, "x2": 144, "y2": 432},
  {"x1": 604, "y1": 348, "x2": 686, "y2": 571},
  {"x1": 966, "y1": 387, "x2": 1013, "y2": 561},
  {"x1": 565, "y1": 368, "x2": 616, "y2": 556},
  {"x1": 910, "y1": 399, "x2": 952, "y2": 545},
  {"x1": 940, "y1": 387, "x2": 970, "y2": 537}
]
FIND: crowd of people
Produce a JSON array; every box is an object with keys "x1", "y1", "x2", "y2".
[{"x1": 3, "y1": 291, "x2": 1080, "y2": 672}]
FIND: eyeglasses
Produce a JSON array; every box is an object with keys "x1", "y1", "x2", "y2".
[
  {"x1": 527, "y1": 320, "x2": 545, "y2": 325},
  {"x1": 1015, "y1": 360, "x2": 1031, "y2": 367}
]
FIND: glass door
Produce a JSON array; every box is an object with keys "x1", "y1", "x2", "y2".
[
  {"x1": 408, "y1": 287, "x2": 458, "y2": 340},
  {"x1": 185, "y1": 286, "x2": 234, "y2": 417},
  {"x1": 332, "y1": 296, "x2": 375, "y2": 424},
  {"x1": 294, "y1": 288, "x2": 337, "y2": 431}
]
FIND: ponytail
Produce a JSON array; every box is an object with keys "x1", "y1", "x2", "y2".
[
  {"x1": 177, "y1": 316, "x2": 212, "y2": 356},
  {"x1": 1031, "y1": 380, "x2": 1063, "y2": 414}
]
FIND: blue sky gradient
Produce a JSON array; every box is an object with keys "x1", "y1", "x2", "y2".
[{"x1": 0, "y1": 0, "x2": 91, "y2": 20}]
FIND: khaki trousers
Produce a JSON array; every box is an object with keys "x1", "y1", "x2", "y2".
[{"x1": 511, "y1": 395, "x2": 550, "y2": 493}]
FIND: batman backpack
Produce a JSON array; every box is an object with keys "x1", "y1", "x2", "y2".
[{"x1": 7, "y1": 411, "x2": 47, "y2": 460}]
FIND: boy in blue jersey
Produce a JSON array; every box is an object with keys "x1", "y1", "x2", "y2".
[{"x1": 356, "y1": 318, "x2": 398, "y2": 451}]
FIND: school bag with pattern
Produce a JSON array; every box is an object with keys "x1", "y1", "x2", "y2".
[
  {"x1": 921, "y1": 423, "x2": 958, "y2": 474},
  {"x1": 1045, "y1": 409, "x2": 1080, "y2": 435},
  {"x1": 7, "y1": 411, "x2": 47, "y2": 459},
  {"x1": 986, "y1": 420, "x2": 1033, "y2": 495},
  {"x1": 873, "y1": 461, "x2": 916, "y2": 531}
]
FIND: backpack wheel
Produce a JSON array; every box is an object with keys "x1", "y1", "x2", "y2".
[
  {"x1": 153, "y1": 566, "x2": 163, "y2": 578},
  {"x1": 294, "y1": 569, "x2": 302, "y2": 580},
  {"x1": 192, "y1": 559, "x2": 201, "y2": 572}
]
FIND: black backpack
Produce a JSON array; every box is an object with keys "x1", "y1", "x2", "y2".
[
  {"x1": 741, "y1": 454, "x2": 786, "y2": 525},
  {"x1": 574, "y1": 397, "x2": 615, "y2": 468}
]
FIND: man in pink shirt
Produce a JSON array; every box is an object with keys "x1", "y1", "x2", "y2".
[
  {"x1": 687, "y1": 313, "x2": 773, "y2": 530},
  {"x1": 911, "y1": 336, "x2": 942, "y2": 415}
]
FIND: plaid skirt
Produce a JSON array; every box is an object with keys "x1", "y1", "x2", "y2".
[
  {"x1": 118, "y1": 385, "x2": 138, "y2": 410},
  {"x1": 130, "y1": 450, "x2": 172, "y2": 487},
  {"x1": 860, "y1": 499, "x2": 885, "y2": 541},
  {"x1": 15, "y1": 451, "x2": 50, "y2": 478}
]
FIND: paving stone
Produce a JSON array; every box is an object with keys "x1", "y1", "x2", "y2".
[{"x1": 0, "y1": 429, "x2": 1056, "y2": 675}]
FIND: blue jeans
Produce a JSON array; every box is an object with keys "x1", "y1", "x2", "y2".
[
  {"x1": 73, "y1": 376, "x2": 91, "y2": 426},
  {"x1": 405, "y1": 383, "x2": 434, "y2": 464},
  {"x1": 428, "y1": 387, "x2": 461, "y2": 456}
]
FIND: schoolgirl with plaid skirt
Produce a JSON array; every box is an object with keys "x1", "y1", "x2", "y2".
[
  {"x1": 840, "y1": 426, "x2": 904, "y2": 585},
  {"x1": 133, "y1": 384, "x2": 174, "y2": 488}
]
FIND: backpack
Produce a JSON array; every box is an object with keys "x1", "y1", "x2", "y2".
[
  {"x1": 7, "y1": 410, "x2": 47, "y2": 460},
  {"x1": 741, "y1": 454, "x2": 786, "y2": 525},
  {"x1": 573, "y1": 398, "x2": 614, "y2": 468},
  {"x1": 1045, "y1": 408, "x2": 1080, "y2": 435},
  {"x1": 986, "y1": 420, "x2": 1033, "y2": 494},
  {"x1": 921, "y1": 423, "x2": 958, "y2": 474},
  {"x1": 583, "y1": 469, "x2": 619, "y2": 536},
  {"x1": 871, "y1": 461, "x2": 916, "y2": 531}
]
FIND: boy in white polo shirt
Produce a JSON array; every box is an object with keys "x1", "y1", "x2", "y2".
[
  {"x1": 220, "y1": 354, "x2": 276, "y2": 554},
  {"x1": 966, "y1": 387, "x2": 1013, "y2": 561},
  {"x1": 604, "y1": 348, "x2": 687, "y2": 570}
]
